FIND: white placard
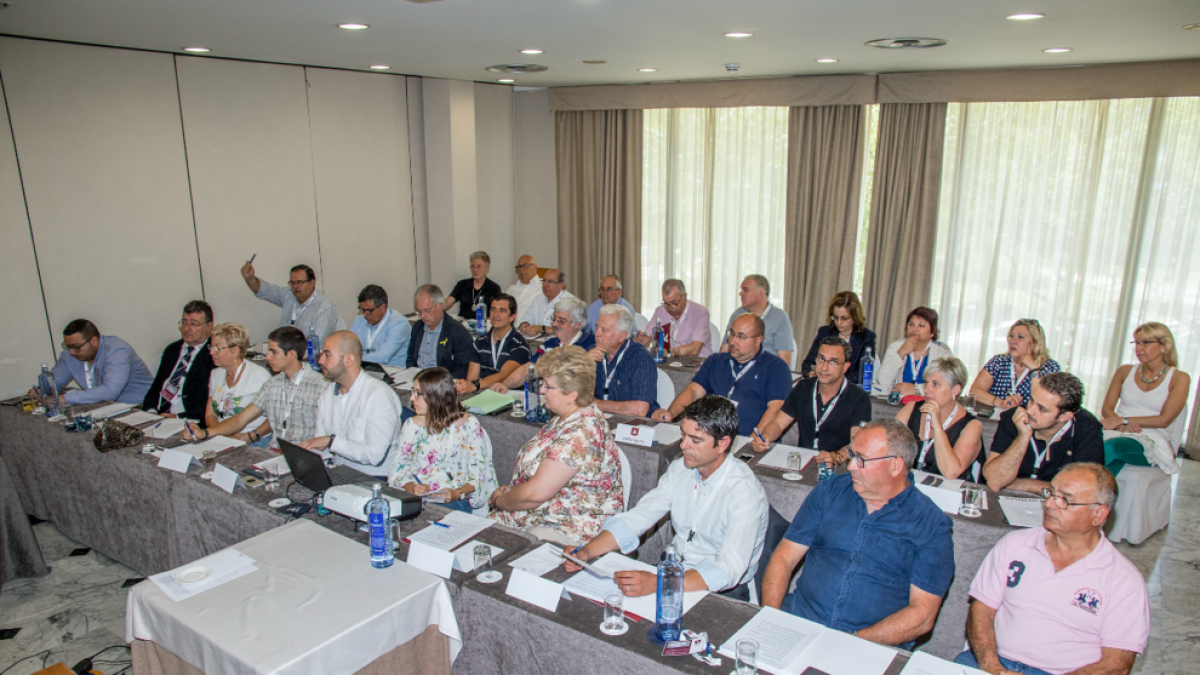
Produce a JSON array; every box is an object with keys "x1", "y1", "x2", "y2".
[
  {"x1": 504, "y1": 567, "x2": 563, "y2": 613},
  {"x1": 914, "y1": 482, "x2": 963, "y2": 514},
  {"x1": 406, "y1": 540, "x2": 457, "y2": 579},
  {"x1": 211, "y1": 463, "x2": 246, "y2": 494},
  {"x1": 158, "y1": 448, "x2": 201, "y2": 474},
  {"x1": 614, "y1": 423, "x2": 655, "y2": 447}
]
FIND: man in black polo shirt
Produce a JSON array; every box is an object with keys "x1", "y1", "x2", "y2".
[
  {"x1": 751, "y1": 336, "x2": 871, "y2": 461},
  {"x1": 982, "y1": 372, "x2": 1104, "y2": 493},
  {"x1": 458, "y1": 294, "x2": 531, "y2": 393}
]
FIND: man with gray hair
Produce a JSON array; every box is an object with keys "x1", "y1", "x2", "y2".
[
  {"x1": 406, "y1": 284, "x2": 474, "y2": 379},
  {"x1": 722, "y1": 274, "x2": 795, "y2": 366},
  {"x1": 637, "y1": 278, "x2": 714, "y2": 357},
  {"x1": 761, "y1": 418, "x2": 955, "y2": 648},
  {"x1": 351, "y1": 284, "x2": 411, "y2": 367},
  {"x1": 520, "y1": 268, "x2": 575, "y2": 338},
  {"x1": 587, "y1": 274, "x2": 636, "y2": 333},
  {"x1": 589, "y1": 304, "x2": 658, "y2": 416},
  {"x1": 956, "y1": 463, "x2": 1147, "y2": 675}
]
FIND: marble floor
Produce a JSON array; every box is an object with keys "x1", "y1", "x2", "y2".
[{"x1": 3, "y1": 464, "x2": 1200, "y2": 675}]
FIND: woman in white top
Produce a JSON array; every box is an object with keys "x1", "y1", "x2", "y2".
[
  {"x1": 1100, "y1": 322, "x2": 1191, "y2": 475},
  {"x1": 204, "y1": 323, "x2": 272, "y2": 447},
  {"x1": 872, "y1": 307, "x2": 953, "y2": 398}
]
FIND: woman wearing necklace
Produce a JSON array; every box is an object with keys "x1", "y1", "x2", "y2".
[
  {"x1": 456, "y1": 294, "x2": 531, "y2": 393},
  {"x1": 203, "y1": 323, "x2": 272, "y2": 446},
  {"x1": 445, "y1": 251, "x2": 502, "y2": 319},
  {"x1": 872, "y1": 307, "x2": 953, "y2": 398},
  {"x1": 799, "y1": 291, "x2": 876, "y2": 384},
  {"x1": 894, "y1": 357, "x2": 984, "y2": 480},
  {"x1": 969, "y1": 318, "x2": 1060, "y2": 410},
  {"x1": 1099, "y1": 322, "x2": 1191, "y2": 475}
]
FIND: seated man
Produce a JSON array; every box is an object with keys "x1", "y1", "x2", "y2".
[
  {"x1": 957, "y1": 463, "x2": 1148, "y2": 675},
  {"x1": 487, "y1": 296, "x2": 593, "y2": 392},
  {"x1": 565, "y1": 396, "x2": 768, "y2": 601},
  {"x1": 351, "y1": 284, "x2": 411, "y2": 367},
  {"x1": 983, "y1": 372, "x2": 1104, "y2": 494},
  {"x1": 721, "y1": 274, "x2": 795, "y2": 366},
  {"x1": 241, "y1": 260, "x2": 338, "y2": 347},
  {"x1": 445, "y1": 250, "x2": 502, "y2": 319},
  {"x1": 587, "y1": 275, "x2": 636, "y2": 333},
  {"x1": 458, "y1": 294, "x2": 531, "y2": 393},
  {"x1": 761, "y1": 419, "x2": 954, "y2": 648},
  {"x1": 519, "y1": 269, "x2": 576, "y2": 337},
  {"x1": 46, "y1": 319, "x2": 154, "y2": 405},
  {"x1": 636, "y1": 278, "x2": 713, "y2": 357},
  {"x1": 299, "y1": 332, "x2": 404, "y2": 477},
  {"x1": 751, "y1": 337, "x2": 872, "y2": 461},
  {"x1": 406, "y1": 285, "x2": 475, "y2": 379},
  {"x1": 589, "y1": 304, "x2": 658, "y2": 417},
  {"x1": 143, "y1": 301, "x2": 216, "y2": 422},
  {"x1": 508, "y1": 254, "x2": 542, "y2": 326},
  {"x1": 185, "y1": 327, "x2": 327, "y2": 448},
  {"x1": 653, "y1": 314, "x2": 791, "y2": 438}
]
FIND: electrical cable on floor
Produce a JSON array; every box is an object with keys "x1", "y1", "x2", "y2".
[{"x1": 0, "y1": 649, "x2": 49, "y2": 674}]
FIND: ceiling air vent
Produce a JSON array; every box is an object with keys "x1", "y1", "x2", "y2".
[
  {"x1": 485, "y1": 63, "x2": 549, "y2": 74},
  {"x1": 864, "y1": 37, "x2": 947, "y2": 49}
]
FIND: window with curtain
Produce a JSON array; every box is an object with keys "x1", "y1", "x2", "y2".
[
  {"x1": 931, "y1": 97, "x2": 1200, "y2": 425},
  {"x1": 641, "y1": 107, "x2": 789, "y2": 329}
]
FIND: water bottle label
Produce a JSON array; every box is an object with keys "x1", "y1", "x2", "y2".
[{"x1": 369, "y1": 513, "x2": 387, "y2": 556}]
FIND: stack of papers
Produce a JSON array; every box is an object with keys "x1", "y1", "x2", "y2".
[
  {"x1": 998, "y1": 496, "x2": 1045, "y2": 527},
  {"x1": 757, "y1": 444, "x2": 818, "y2": 472},
  {"x1": 88, "y1": 403, "x2": 133, "y2": 419},
  {"x1": 462, "y1": 390, "x2": 517, "y2": 414},
  {"x1": 253, "y1": 455, "x2": 291, "y2": 476},
  {"x1": 508, "y1": 542, "x2": 568, "y2": 576},
  {"x1": 149, "y1": 548, "x2": 257, "y2": 602},
  {"x1": 144, "y1": 418, "x2": 190, "y2": 440},
  {"x1": 179, "y1": 436, "x2": 246, "y2": 457},
  {"x1": 114, "y1": 410, "x2": 163, "y2": 426},
  {"x1": 406, "y1": 511, "x2": 493, "y2": 550},
  {"x1": 900, "y1": 651, "x2": 988, "y2": 675},
  {"x1": 382, "y1": 366, "x2": 423, "y2": 388},
  {"x1": 562, "y1": 552, "x2": 709, "y2": 622},
  {"x1": 911, "y1": 470, "x2": 964, "y2": 514},
  {"x1": 718, "y1": 607, "x2": 896, "y2": 675}
]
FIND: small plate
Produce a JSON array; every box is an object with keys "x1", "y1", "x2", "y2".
[
  {"x1": 781, "y1": 472, "x2": 803, "y2": 481},
  {"x1": 201, "y1": 471, "x2": 214, "y2": 481},
  {"x1": 600, "y1": 622, "x2": 629, "y2": 636},
  {"x1": 175, "y1": 565, "x2": 212, "y2": 585},
  {"x1": 476, "y1": 570, "x2": 503, "y2": 584},
  {"x1": 510, "y1": 409, "x2": 527, "y2": 417},
  {"x1": 268, "y1": 498, "x2": 292, "y2": 509}
]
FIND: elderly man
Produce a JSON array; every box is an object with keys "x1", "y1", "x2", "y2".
[
  {"x1": 299, "y1": 332, "x2": 404, "y2": 478},
  {"x1": 565, "y1": 396, "x2": 768, "y2": 601},
  {"x1": 143, "y1": 301, "x2": 216, "y2": 421},
  {"x1": 589, "y1": 304, "x2": 658, "y2": 417},
  {"x1": 488, "y1": 296, "x2": 594, "y2": 392},
  {"x1": 45, "y1": 319, "x2": 154, "y2": 405},
  {"x1": 653, "y1": 314, "x2": 790, "y2": 438},
  {"x1": 983, "y1": 373, "x2": 1104, "y2": 494},
  {"x1": 508, "y1": 254, "x2": 542, "y2": 326},
  {"x1": 241, "y1": 260, "x2": 338, "y2": 347},
  {"x1": 636, "y1": 278, "x2": 713, "y2": 357},
  {"x1": 445, "y1": 251, "x2": 502, "y2": 320},
  {"x1": 519, "y1": 269, "x2": 575, "y2": 337},
  {"x1": 406, "y1": 285, "x2": 474, "y2": 379},
  {"x1": 761, "y1": 419, "x2": 954, "y2": 648},
  {"x1": 351, "y1": 284, "x2": 411, "y2": 367},
  {"x1": 721, "y1": 274, "x2": 795, "y2": 366},
  {"x1": 956, "y1": 463, "x2": 1148, "y2": 675},
  {"x1": 587, "y1": 275, "x2": 636, "y2": 333},
  {"x1": 459, "y1": 294, "x2": 531, "y2": 394}
]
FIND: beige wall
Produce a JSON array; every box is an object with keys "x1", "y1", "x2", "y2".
[
  {"x1": 474, "y1": 83, "x2": 517, "y2": 289},
  {"x1": 513, "y1": 89, "x2": 560, "y2": 271}
]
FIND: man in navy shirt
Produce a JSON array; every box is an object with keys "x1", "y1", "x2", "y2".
[
  {"x1": 589, "y1": 304, "x2": 657, "y2": 417},
  {"x1": 459, "y1": 294, "x2": 531, "y2": 393},
  {"x1": 761, "y1": 418, "x2": 954, "y2": 648},
  {"x1": 488, "y1": 296, "x2": 595, "y2": 393},
  {"x1": 653, "y1": 314, "x2": 791, "y2": 438}
]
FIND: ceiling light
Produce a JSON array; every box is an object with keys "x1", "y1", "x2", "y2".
[
  {"x1": 724, "y1": 32, "x2": 753, "y2": 38},
  {"x1": 1006, "y1": 13, "x2": 1045, "y2": 20},
  {"x1": 638, "y1": 68, "x2": 657, "y2": 72},
  {"x1": 183, "y1": 47, "x2": 211, "y2": 53},
  {"x1": 1184, "y1": 23, "x2": 1200, "y2": 30},
  {"x1": 582, "y1": 60, "x2": 607, "y2": 65},
  {"x1": 485, "y1": 63, "x2": 548, "y2": 74},
  {"x1": 369, "y1": 65, "x2": 390, "y2": 70},
  {"x1": 865, "y1": 37, "x2": 948, "y2": 49},
  {"x1": 1042, "y1": 47, "x2": 1072, "y2": 53},
  {"x1": 520, "y1": 49, "x2": 544, "y2": 55},
  {"x1": 498, "y1": 79, "x2": 515, "y2": 83},
  {"x1": 816, "y1": 58, "x2": 838, "y2": 63},
  {"x1": 338, "y1": 23, "x2": 370, "y2": 30}
]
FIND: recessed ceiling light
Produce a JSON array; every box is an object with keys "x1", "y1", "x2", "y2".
[
  {"x1": 1043, "y1": 47, "x2": 1072, "y2": 53},
  {"x1": 816, "y1": 58, "x2": 839, "y2": 63},
  {"x1": 865, "y1": 37, "x2": 947, "y2": 49},
  {"x1": 724, "y1": 32, "x2": 753, "y2": 38},
  {"x1": 1006, "y1": 13, "x2": 1045, "y2": 20},
  {"x1": 638, "y1": 68, "x2": 657, "y2": 72},
  {"x1": 1184, "y1": 23, "x2": 1200, "y2": 30},
  {"x1": 520, "y1": 49, "x2": 544, "y2": 55},
  {"x1": 183, "y1": 47, "x2": 211, "y2": 53},
  {"x1": 498, "y1": 79, "x2": 515, "y2": 83},
  {"x1": 369, "y1": 65, "x2": 390, "y2": 70},
  {"x1": 582, "y1": 59, "x2": 607, "y2": 64},
  {"x1": 338, "y1": 23, "x2": 370, "y2": 30}
]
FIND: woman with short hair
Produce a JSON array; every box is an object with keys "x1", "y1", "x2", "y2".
[
  {"x1": 204, "y1": 323, "x2": 271, "y2": 446},
  {"x1": 799, "y1": 291, "x2": 877, "y2": 384},
  {"x1": 969, "y1": 318, "x2": 1060, "y2": 409},
  {"x1": 895, "y1": 357, "x2": 984, "y2": 480},
  {"x1": 872, "y1": 307, "x2": 953, "y2": 398}
]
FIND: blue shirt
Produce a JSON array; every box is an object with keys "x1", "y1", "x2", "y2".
[
  {"x1": 532, "y1": 330, "x2": 595, "y2": 363},
  {"x1": 416, "y1": 320, "x2": 442, "y2": 369},
  {"x1": 351, "y1": 309, "x2": 411, "y2": 368},
  {"x1": 691, "y1": 350, "x2": 792, "y2": 437},
  {"x1": 51, "y1": 335, "x2": 155, "y2": 405},
  {"x1": 587, "y1": 297, "x2": 636, "y2": 333},
  {"x1": 594, "y1": 339, "x2": 658, "y2": 412},
  {"x1": 783, "y1": 473, "x2": 955, "y2": 644}
]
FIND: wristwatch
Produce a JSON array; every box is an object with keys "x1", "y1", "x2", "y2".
[
  {"x1": 328, "y1": 434, "x2": 336, "y2": 451},
  {"x1": 1123, "y1": 417, "x2": 1129, "y2": 426}
]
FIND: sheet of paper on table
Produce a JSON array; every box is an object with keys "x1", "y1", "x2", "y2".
[
  {"x1": 508, "y1": 542, "x2": 568, "y2": 577},
  {"x1": 383, "y1": 366, "x2": 422, "y2": 387},
  {"x1": 998, "y1": 496, "x2": 1045, "y2": 527},
  {"x1": 719, "y1": 607, "x2": 896, "y2": 675},
  {"x1": 252, "y1": 455, "x2": 291, "y2": 476},
  {"x1": 563, "y1": 552, "x2": 708, "y2": 622},
  {"x1": 653, "y1": 423, "x2": 683, "y2": 446},
  {"x1": 452, "y1": 540, "x2": 504, "y2": 573},
  {"x1": 145, "y1": 418, "x2": 190, "y2": 440},
  {"x1": 114, "y1": 410, "x2": 163, "y2": 426},
  {"x1": 757, "y1": 444, "x2": 818, "y2": 471},
  {"x1": 149, "y1": 548, "x2": 257, "y2": 602},
  {"x1": 180, "y1": 436, "x2": 247, "y2": 457},
  {"x1": 88, "y1": 403, "x2": 133, "y2": 419},
  {"x1": 899, "y1": 651, "x2": 988, "y2": 675},
  {"x1": 406, "y1": 510, "x2": 492, "y2": 550},
  {"x1": 911, "y1": 470, "x2": 964, "y2": 513}
]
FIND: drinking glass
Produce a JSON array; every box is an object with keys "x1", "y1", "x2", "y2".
[
  {"x1": 735, "y1": 638, "x2": 759, "y2": 674},
  {"x1": 64, "y1": 406, "x2": 76, "y2": 428},
  {"x1": 963, "y1": 394, "x2": 977, "y2": 415},
  {"x1": 960, "y1": 488, "x2": 983, "y2": 518},
  {"x1": 263, "y1": 463, "x2": 280, "y2": 491},
  {"x1": 603, "y1": 592, "x2": 626, "y2": 633},
  {"x1": 783, "y1": 451, "x2": 803, "y2": 481},
  {"x1": 202, "y1": 450, "x2": 217, "y2": 476},
  {"x1": 474, "y1": 544, "x2": 501, "y2": 583}
]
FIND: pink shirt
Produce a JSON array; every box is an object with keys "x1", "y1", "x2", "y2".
[
  {"x1": 969, "y1": 527, "x2": 1148, "y2": 674},
  {"x1": 648, "y1": 301, "x2": 713, "y2": 357}
]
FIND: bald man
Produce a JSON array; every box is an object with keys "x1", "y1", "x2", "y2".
[
  {"x1": 519, "y1": 268, "x2": 575, "y2": 337},
  {"x1": 508, "y1": 254, "x2": 542, "y2": 326},
  {"x1": 299, "y1": 331, "x2": 405, "y2": 478}
]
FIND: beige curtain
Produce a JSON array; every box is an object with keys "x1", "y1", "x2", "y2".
[
  {"x1": 861, "y1": 103, "x2": 948, "y2": 348},
  {"x1": 555, "y1": 110, "x2": 643, "y2": 313},
  {"x1": 783, "y1": 105, "x2": 865, "y2": 350}
]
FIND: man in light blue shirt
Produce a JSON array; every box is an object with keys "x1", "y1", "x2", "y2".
[
  {"x1": 587, "y1": 274, "x2": 636, "y2": 333},
  {"x1": 350, "y1": 284, "x2": 410, "y2": 367},
  {"x1": 48, "y1": 319, "x2": 154, "y2": 405},
  {"x1": 241, "y1": 260, "x2": 339, "y2": 347}
]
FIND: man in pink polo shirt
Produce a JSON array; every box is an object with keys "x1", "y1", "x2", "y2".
[
  {"x1": 635, "y1": 278, "x2": 714, "y2": 357},
  {"x1": 955, "y1": 463, "x2": 1148, "y2": 675}
]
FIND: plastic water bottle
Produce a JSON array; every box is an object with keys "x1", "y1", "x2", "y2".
[
  {"x1": 368, "y1": 483, "x2": 394, "y2": 568},
  {"x1": 818, "y1": 462, "x2": 835, "y2": 482},
  {"x1": 652, "y1": 319, "x2": 664, "y2": 364},
  {"x1": 652, "y1": 545, "x2": 685, "y2": 642},
  {"x1": 525, "y1": 368, "x2": 539, "y2": 422},
  {"x1": 860, "y1": 347, "x2": 874, "y2": 393},
  {"x1": 474, "y1": 297, "x2": 487, "y2": 336},
  {"x1": 307, "y1": 339, "x2": 315, "y2": 367},
  {"x1": 38, "y1": 364, "x2": 62, "y2": 420}
]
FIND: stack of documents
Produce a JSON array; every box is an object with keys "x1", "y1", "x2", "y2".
[
  {"x1": 911, "y1": 470, "x2": 964, "y2": 514},
  {"x1": 88, "y1": 403, "x2": 133, "y2": 419},
  {"x1": 462, "y1": 390, "x2": 517, "y2": 414},
  {"x1": 899, "y1": 651, "x2": 988, "y2": 675},
  {"x1": 757, "y1": 444, "x2": 818, "y2": 472},
  {"x1": 114, "y1": 410, "x2": 163, "y2": 426},
  {"x1": 382, "y1": 366, "x2": 423, "y2": 388},
  {"x1": 144, "y1": 418, "x2": 190, "y2": 440},
  {"x1": 718, "y1": 607, "x2": 897, "y2": 675},
  {"x1": 562, "y1": 552, "x2": 708, "y2": 622},
  {"x1": 508, "y1": 542, "x2": 568, "y2": 576},
  {"x1": 179, "y1": 436, "x2": 246, "y2": 458},
  {"x1": 406, "y1": 511, "x2": 493, "y2": 550},
  {"x1": 253, "y1": 455, "x2": 291, "y2": 476},
  {"x1": 998, "y1": 496, "x2": 1045, "y2": 527},
  {"x1": 149, "y1": 549, "x2": 257, "y2": 602}
]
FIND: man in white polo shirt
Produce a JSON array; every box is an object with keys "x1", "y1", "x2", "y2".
[{"x1": 956, "y1": 462, "x2": 1148, "y2": 675}]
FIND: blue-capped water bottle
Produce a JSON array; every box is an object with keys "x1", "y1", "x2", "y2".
[
  {"x1": 860, "y1": 347, "x2": 874, "y2": 393},
  {"x1": 307, "y1": 339, "x2": 315, "y2": 367},
  {"x1": 475, "y1": 297, "x2": 487, "y2": 336},
  {"x1": 651, "y1": 545, "x2": 685, "y2": 643},
  {"x1": 652, "y1": 319, "x2": 665, "y2": 364},
  {"x1": 38, "y1": 364, "x2": 62, "y2": 420},
  {"x1": 368, "y1": 483, "x2": 394, "y2": 568}
]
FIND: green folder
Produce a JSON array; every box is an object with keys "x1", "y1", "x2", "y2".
[{"x1": 463, "y1": 390, "x2": 517, "y2": 414}]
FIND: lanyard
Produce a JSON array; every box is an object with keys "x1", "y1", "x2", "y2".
[
  {"x1": 904, "y1": 347, "x2": 930, "y2": 383},
  {"x1": 490, "y1": 328, "x2": 512, "y2": 369},
  {"x1": 213, "y1": 360, "x2": 247, "y2": 403},
  {"x1": 1009, "y1": 358, "x2": 1032, "y2": 397},
  {"x1": 278, "y1": 366, "x2": 307, "y2": 437},
  {"x1": 1029, "y1": 420, "x2": 1073, "y2": 478},
  {"x1": 601, "y1": 340, "x2": 630, "y2": 399},
  {"x1": 365, "y1": 312, "x2": 388, "y2": 350},
  {"x1": 83, "y1": 361, "x2": 95, "y2": 389},
  {"x1": 668, "y1": 303, "x2": 691, "y2": 332},
  {"x1": 919, "y1": 404, "x2": 960, "y2": 466},
  {"x1": 810, "y1": 378, "x2": 848, "y2": 449},
  {"x1": 683, "y1": 460, "x2": 732, "y2": 559},
  {"x1": 727, "y1": 357, "x2": 757, "y2": 397}
]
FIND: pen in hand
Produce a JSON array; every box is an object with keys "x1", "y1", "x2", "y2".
[{"x1": 248, "y1": 253, "x2": 256, "y2": 264}]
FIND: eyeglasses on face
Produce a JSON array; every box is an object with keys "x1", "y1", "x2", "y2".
[
  {"x1": 543, "y1": 278, "x2": 563, "y2": 285},
  {"x1": 598, "y1": 286, "x2": 619, "y2": 293},
  {"x1": 727, "y1": 330, "x2": 760, "y2": 342},
  {"x1": 1130, "y1": 339, "x2": 1160, "y2": 347},
  {"x1": 61, "y1": 341, "x2": 89, "y2": 352},
  {"x1": 845, "y1": 447, "x2": 899, "y2": 469},
  {"x1": 515, "y1": 263, "x2": 535, "y2": 270},
  {"x1": 287, "y1": 279, "x2": 313, "y2": 287},
  {"x1": 178, "y1": 320, "x2": 209, "y2": 329},
  {"x1": 208, "y1": 344, "x2": 234, "y2": 353},
  {"x1": 538, "y1": 381, "x2": 565, "y2": 392},
  {"x1": 1041, "y1": 487, "x2": 1102, "y2": 509},
  {"x1": 357, "y1": 304, "x2": 382, "y2": 315},
  {"x1": 411, "y1": 389, "x2": 424, "y2": 398},
  {"x1": 815, "y1": 355, "x2": 844, "y2": 367}
]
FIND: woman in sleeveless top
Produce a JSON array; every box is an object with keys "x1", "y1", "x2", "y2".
[
  {"x1": 1100, "y1": 322, "x2": 1191, "y2": 475},
  {"x1": 895, "y1": 356, "x2": 984, "y2": 480}
]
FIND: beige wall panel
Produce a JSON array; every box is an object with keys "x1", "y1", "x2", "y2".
[
  {"x1": 422, "y1": 79, "x2": 479, "y2": 295},
  {"x1": 473, "y1": 84, "x2": 517, "y2": 289},
  {"x1": 513, "y1": 90, "x2": 559, "y2": 269},
  {"x1": 0, "y1": 38, "x2": 200, "y2": 375},
  {"x1": 305, "y1": 68, "x2": 416, "y2": 318},
  {"x1": 175, "y1": 56, "x2": 321, "y2": 343}
]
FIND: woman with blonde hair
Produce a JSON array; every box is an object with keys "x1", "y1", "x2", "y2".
[
  {"x1": 969, "y1": 318, "x2": 1060, "y2": 409},
  {"x1": 204, "y1": 323, "x2": 272, "y2": 446},
  {"x1": 799, "y1": 291, "x2": 877, "y2": 384}
]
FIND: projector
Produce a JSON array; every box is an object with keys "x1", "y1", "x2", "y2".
[{"x1": 323, "y1": 484, "x2": 422, "y2": 522}]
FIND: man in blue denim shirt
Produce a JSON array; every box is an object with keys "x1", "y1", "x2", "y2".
[{"x1": 761, "y1": 418, "x2": 954, "y2": 648}]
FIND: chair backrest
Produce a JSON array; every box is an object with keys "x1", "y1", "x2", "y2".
[
  {"x1": 617, "y1": 446, "x2": 632, "y2": 508},
  {"x1": 634, "y1": 312, "x2": 650, "y2": 332},
  {"x1": 709, "y1": 322, "x2": 722, "y2": 353},
  {"x1": 656, "y1": 368, "x2": 675, "y2": 411}
]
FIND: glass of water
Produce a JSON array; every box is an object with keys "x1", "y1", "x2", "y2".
[
  {"x1": 202, "y1": 450, "x2": 217, "y2": 475},
  {"x1": 263, "y1": 463, "x2": 280, "y2": 491},
  {"x1": 783, "y1": 451, "x2": 803, "y2": 480},
  {"x1": 735, "y1": 638, "x2": 759, "y2": 674},
  {"x1": 474, "y1": 544, "x2": 502, "y2": 583},
  {"x1": 602, "y1": 592, "x2": 626, "y2": 634},
  {"x1": 960, "y1": 488, "x2": 983, "y2": 517}
]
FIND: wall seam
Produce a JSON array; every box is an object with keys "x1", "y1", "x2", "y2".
[
  {"x1": 302, "y1": 68, "x2": 328, "y2": 294},
  {"x1": 173, "y1": 55, "x2": 206, "y2": 299}
]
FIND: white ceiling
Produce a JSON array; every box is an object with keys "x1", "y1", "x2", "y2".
[{"x1": 1, "y1": 0, "x2": 1198, "y2": 88}]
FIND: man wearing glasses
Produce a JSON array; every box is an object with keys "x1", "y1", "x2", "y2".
[
  {"x1": 507, "y1": 255, "x2": 542, "y2": 326},
  {"x1": 956, "y1": 464, "x2": 1147, "y2": 675},
  {"x1": 240, "y1": 260, "x2": 339, "y2": 347},
  {"x1": 652, "y1": 314, "x2": 791, "y2": 438},
  {"x1": 46, "y1": 319, "x2": 154, "y2": 405},
  {"x1": 761, "y1": 419, "x2": 955, "y2": 648},
  {"x1": 721, "y1": 275, "x2": 795, "y2": 367},
  {"x1": 486, "y1": 296, "x2": 594, "y2": 393},
  {"x1": 586, "y1": 275, "x2": 636, "y2": 333},
  {"x1": 351, "y1": 285, "x2": 410, "y2": 367},
  {"x1": 518, "y1": 269, "x2": 575, "y2": 338},
  {"x1": 636, "y1": 278, "x2": 713, "y2": 357},
  {"x1": 142, "y1": 301, "x2": 217, "y2": 421}
]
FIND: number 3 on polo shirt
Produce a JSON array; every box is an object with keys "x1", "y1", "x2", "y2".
[{"x1": 1006, "y1": 560, "x2": 1026, "y2": 588}]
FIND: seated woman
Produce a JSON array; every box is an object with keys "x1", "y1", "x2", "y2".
[
  {"x1": 489, "y1": 345, "x2": 625, "y2": 547},
  {"x1": 389, "y1": 367, "x2": 498, "y2": 513},
  {"x1": 894, "y1": 357, "x2": 984, "y2": 481},
  {"x1": 968, "y1": 318, "x2": 1060, "y2": 410},
  {"x1": 204, "y1": 323, "x2": 272, "y2": 447},
  {"x1": 871, "y1": 307, "x2": 953, "y2": 398},
  {"x1": 799, "y1": 291, "x2": 877, "y2": 385},
  {"x1": 1100, "y1": 322, "x2": 1191, "y2": 475}
]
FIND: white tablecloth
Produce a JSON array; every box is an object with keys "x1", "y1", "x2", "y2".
[{"x1": 126, "y1": 519, "x2": 461, "y2": 675}]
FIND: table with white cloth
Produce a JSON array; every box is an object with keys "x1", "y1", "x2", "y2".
[{"x1": 127, "y1": 518, "x2": 461, "y2": 675}]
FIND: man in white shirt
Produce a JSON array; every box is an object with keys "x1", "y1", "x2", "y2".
[
  {"x1": 519, "y1": 269, "x2": 576, "y2": 337},
  {"x1": 298, "y1": 331, "x2": 403, "y2": 478},
  {"x1": 565, "y1": 395, "x2": 769, "y2": 601},
  {"x1": 508, "y1": 254, "x2": 542, "y2": 326},
  {"x1": 351, "y1": 284, "x2": 411, "y2": 367},
  {"x1": 721, "y1": 274, "x2": 795, "y2": 366}
]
